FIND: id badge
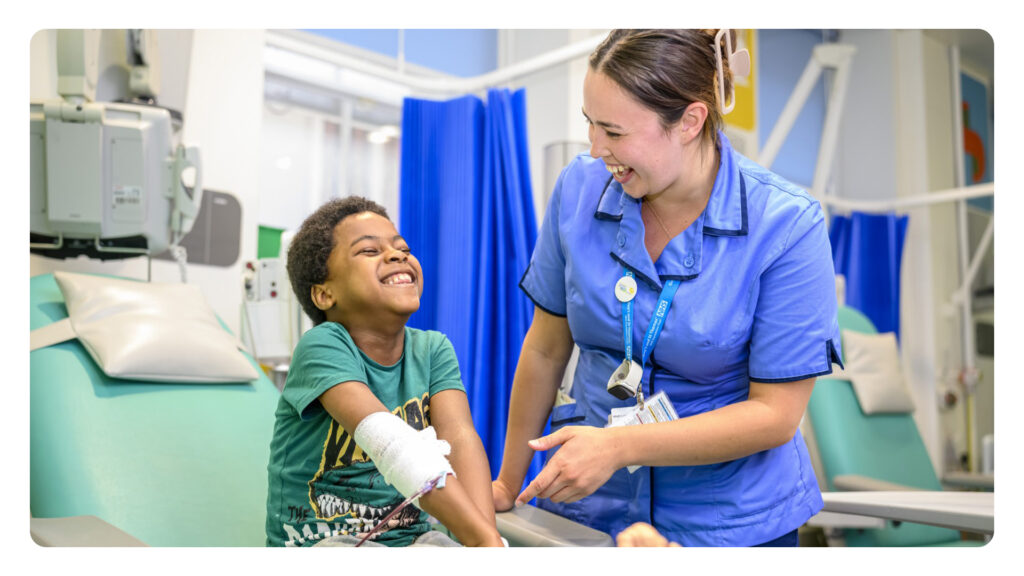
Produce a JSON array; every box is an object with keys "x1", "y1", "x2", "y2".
[{"x1": 605, "y1": 391, "x2": 679, "y2": 473}]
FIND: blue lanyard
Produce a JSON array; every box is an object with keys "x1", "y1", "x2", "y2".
[{"x1": 621, "y1": 269, "x2": 680, "y2": 369}]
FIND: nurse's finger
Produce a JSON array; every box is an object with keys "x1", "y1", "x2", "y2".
[
  {"x1": 535, "y1": 473, "x2": 570, "y2": 500},
  {"x1": 545, "y1": 484, "x2": 578, "y2": 503},
  {"x1": 550, "y1": 480, "x2": 596, "y2": 504},
  {"x1": 527, "y1": 427, "x2": 571, "y2": 451},
  {"x1": 515, "y1": 467, "x2": 562, "y2": 507}
]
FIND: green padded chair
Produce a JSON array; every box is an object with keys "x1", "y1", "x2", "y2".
[
  {"x1": 806, "y1": 306, "x2": 982, "y2": 547},
  {"x1": 30, "y1": 273, "x2": 281, "y2": 546},
  {"x1": 29, "y1": 272, "x2": 612, "y2": 547}
]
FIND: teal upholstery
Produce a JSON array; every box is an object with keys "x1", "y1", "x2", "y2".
[
  {"x1": 30, "y1": 272, "x2": 609, "y2": 548},
  {"x1": 808, "y1": 306, "x2": 978, "y2": 547},
  {"x1": 30, "y1": 273, "x2": 280, "y2": 546}
]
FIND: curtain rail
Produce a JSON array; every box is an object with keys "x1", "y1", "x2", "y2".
[
  {"x1": 820, "y1": 182, "x2": 993, "y2": 213},
  {"x1": 265, "y1": 30, "x2": 605, "y2": 96}
]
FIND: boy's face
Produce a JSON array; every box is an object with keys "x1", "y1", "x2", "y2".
[{"x1": 314, "y1": 212, "x2": 423, "y2": 323}]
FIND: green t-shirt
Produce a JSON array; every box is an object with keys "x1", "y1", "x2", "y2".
[{"x1": 265, "y1": 322, "x2": 465, "y2": 547}]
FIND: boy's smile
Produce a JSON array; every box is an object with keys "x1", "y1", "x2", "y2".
[{"x1": 313, "y1": 212, "x2": 423, "y2": 326}]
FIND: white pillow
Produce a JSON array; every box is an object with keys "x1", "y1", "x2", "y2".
[
  {"x1": 836, "y1": 330, "x2": 915, "y2": 414},
  {"x1": 38, "y1": 271, "x2": 259, "y2": 384}
]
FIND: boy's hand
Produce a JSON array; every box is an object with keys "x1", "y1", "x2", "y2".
[
  {"x1": 491, "y1": 477, "x2": 519, "y2": 512},
  {"x1": 616, "y1": 522, "x2": 682, "y2": 547},
  {"x1": 418, "y1": 474, "x2": 504, "y2": 547}
]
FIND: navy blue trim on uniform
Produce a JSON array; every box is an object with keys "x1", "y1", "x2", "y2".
[
  {"x1": 550, "y1": 415, "x2": 586, "y2": 426},
  {"x1": 518, "y1": 262, "x2": 567, "y2": 318},
  {"x1": 661, "y1": 273, "x2": 700, "y2": 283},
  {"x1": 704, "y1": 173, "x2": 749, "y2": 237},
  {"x1": 609, "y1": 253, "x2": 660, "y2": 291},
  {"x1": 749, "y1": 340, "x2": 843, "y2": 383},
  {"x1": 754, "y1": 529, "x2": 799, "y2": 547},
  {"x1": 648, "y1": 367, "x2": 657, "y2": 523},
  {"x1": 594, "y1": 176, "x2": 622, "y2": 221},
  {"x1": 827, "y1": 339, "x2": 844, "y2": 370}
]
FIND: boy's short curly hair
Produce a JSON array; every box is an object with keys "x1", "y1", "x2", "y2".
[{"x1": 286, "y1": 196, "x2": 390, "y2": 325}]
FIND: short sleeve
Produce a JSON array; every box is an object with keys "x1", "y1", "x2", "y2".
[
  {"x1": 429, "y1": 334, "x2": 466, "y2": 396},
  {"x1": 283, "y1": 324, "x2": 368, "y2": 420},
  {"x1": 519, "y1": 167, "x2": 568, "y2": 316},
  {"x1": 748, "y1": 205, "x2": 843, "y2": 382}
]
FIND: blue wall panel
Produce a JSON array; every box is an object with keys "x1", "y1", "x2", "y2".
[{"x1": 758, "y1": 29, "x2": 827, "y2": 188}]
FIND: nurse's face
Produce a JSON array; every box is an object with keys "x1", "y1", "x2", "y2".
[{"x1": 582, "y1": 69, "x2": 689, "y2": 200}]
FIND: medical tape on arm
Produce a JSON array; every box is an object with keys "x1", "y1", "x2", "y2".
[{"x1": 352, "y1": 411, "x2": 455, "y2": 508}]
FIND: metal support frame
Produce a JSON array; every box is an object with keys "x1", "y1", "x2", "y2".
[
  {"x1": 949, "y1": 45, "x2": 984, "y2": 473},
  {"x1": 760, "y1": 39, "x2": 994, "y2": 474},
  {"x1": 758, "y1": 43, "x2": 856, "y2": 202}
]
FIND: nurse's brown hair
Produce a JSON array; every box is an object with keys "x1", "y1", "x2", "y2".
[{"x1": 589, "y1": 29, "x2": 737, "y2": 149}]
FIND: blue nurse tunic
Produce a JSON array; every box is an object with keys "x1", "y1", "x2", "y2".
[{"x1": 519, "y1": 132, "x2": 843, "y2": 546}]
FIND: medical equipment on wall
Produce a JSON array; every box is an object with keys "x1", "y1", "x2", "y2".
[
  {"x1": 30, "y1": 30, "x2": 203, "y2": 281},
  {"x1": 241, "y1": 257, "x2": 302, "y2": 390}
]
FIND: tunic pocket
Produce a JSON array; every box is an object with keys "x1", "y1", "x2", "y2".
[{"x1": 549, "y1": 402, "x2": 585, "y2": 428}]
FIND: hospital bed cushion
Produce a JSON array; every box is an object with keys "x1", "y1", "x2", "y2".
[
  {"x1": 35, "y1": 271, "x2": 259, "y2": 383},
  {"x1": 30, "y1": 273, "x2": 279, "y2": 546},
  {"x1": 834, "y1": 329, "x2": 915, "y2": 414}
]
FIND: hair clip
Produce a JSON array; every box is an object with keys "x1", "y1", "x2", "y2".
[{"x1": 713, "y1": 29, "x2": 751, "y2": 115}]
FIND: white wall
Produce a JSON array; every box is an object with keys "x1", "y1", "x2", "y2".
[
  {"x1": 30, "y1": 29, "x2": 265, "y2": 336},
  {"x1": 179, "y1": 30, "x2": 265, "y2": 333},
  {"x1": 920, "y1": 31, "x2": 968, "y2": 471},
  {"x1": 836, "y1": 29, "x2": 946, "y2": 470},
  {"x1": 504, "y1": 29, "x2": 605, "y2": 220},
  {"x1": 894, "y1": 30, "x2": 944, "y2": 474},
  {"x1": 29, "y1": 30, "x2": 57, "y2": 98},
  {"x1": 259, "y1": 108, "x2": 319, "y2": 229},
  {"x1": 835, "y1": 31, "x2": 900, "y2": 201}
]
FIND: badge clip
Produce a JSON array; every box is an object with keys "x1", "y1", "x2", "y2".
[{"x1": 607, "y1": 359, "x2": 643, "y2": 400}]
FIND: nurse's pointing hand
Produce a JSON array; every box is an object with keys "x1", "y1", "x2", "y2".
[{"x1": 514, "y1": 426, "x2": 623, "y2": 507}]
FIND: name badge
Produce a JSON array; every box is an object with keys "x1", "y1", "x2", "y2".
[{"x1": 605, "y1": 391, "x2": 680, "y2": 473}]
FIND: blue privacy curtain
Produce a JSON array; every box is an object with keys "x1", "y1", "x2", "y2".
[
  {"x1": 400, "y1": 88, "x2": 540, "y2": 482},
  {"x1": 829, "y1": 211, "x2": 909, "y2": 338}
]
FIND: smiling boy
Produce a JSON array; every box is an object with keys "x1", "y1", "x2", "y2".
[{"x1": 265, "y1": 197, "x2": 502, "y2": 547}]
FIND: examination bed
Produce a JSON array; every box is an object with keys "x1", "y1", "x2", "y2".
[
  {"x1": 29, "y1": 272, "x2": 611, "y2": 547},
  {"x1": 805, "y1": 305, "x2": 991, "y2": 546}
]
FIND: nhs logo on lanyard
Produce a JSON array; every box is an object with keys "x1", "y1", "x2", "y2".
[
  {"x1": 656, "y1": 299, "x2": 669, "y2": 316},
  {"x1": 609, "y1": 270, "x2": 681, "y2": 401}
]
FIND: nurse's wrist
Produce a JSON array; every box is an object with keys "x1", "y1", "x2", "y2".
[{"x1": 603, "y1": 426, "x2": 634, "y2": 470}]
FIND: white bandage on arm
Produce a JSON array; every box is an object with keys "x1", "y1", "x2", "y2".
[{"x1": 352, "y1": 411, "x2": 456, "y2": 508}]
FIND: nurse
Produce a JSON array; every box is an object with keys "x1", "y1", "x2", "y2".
[{"x1": 491, "y1": 29, "x2": 843, "y2": 547}]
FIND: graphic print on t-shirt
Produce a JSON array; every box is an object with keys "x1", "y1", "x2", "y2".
[{"x1": 305, "y1": 392, "x2": 431, "y2": 536}]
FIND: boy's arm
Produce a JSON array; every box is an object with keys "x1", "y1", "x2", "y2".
[
  {"x1": 319, "y1": 381, "x2": 503, "y2": 547},
  {"x1": 428, "y1": 389, "x2": 497, "y2": 524}
]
